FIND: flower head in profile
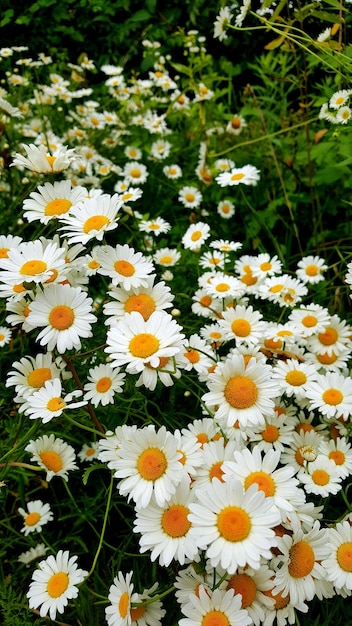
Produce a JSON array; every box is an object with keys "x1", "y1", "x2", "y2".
[
  {"x1": 18, "y1": 500, "x2": 53, "y2": 536},
  {"x1": 19, "y1": 378, "x2": 86, "y2": 423},
  {"x1": 11, "y1": 143, "x2": 78, "y2": 173},
  {"x1": 105, "y1": 571, "x2": 134, "y2": 626},
  {"x1": 214, "y1": 6, "x2": 234, "y2": 41},
  {"x1": 322, "y1": 521, "x2": 352, "y2": 591},
  {"x1": 27, "y1": 550, "x2": 87, "y2": 621},
  {"x1": 216, "y1": 165, "x2": 260, "y2": 187}
]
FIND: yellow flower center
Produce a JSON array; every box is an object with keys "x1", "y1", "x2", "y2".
[
  {"x1": 311, "y1": 468, "x2": 329, "y2": 486},
  {"x1": 118, "y1": 591, "x2": 130, "y2": 618},
  {"x1": 264, "y1": 338, "x2": 283, "y2": 350},
  {"x1": 159, "y1": 255, "x2": 173, "y2": 265},
  {"x1": 47, "y1": 572, "x2": 69, "y2": 598},
  {"x1": 285, "y1": 370, "x2": 307, "y2": 386},
  {"x1": 185, "y1": 193, "x2": 195, "y2": 202},
  {"x1": 209, "y1": 461, "x2": 225, "y2": 482},
  {"x1": 46, "y1": 155, "x2": 56, "y2": 168},
  {"x1": 202, "y1": 611, "x2": 230, "y2": 626},
  {"x1": 25, "y1": 511, "x2": 41, "y2": 526},
  {"x1": 20, "y1": 260, "x2": 47, "y2": 276},
  {"x1": 224, "y1": 375, "x2": 258, "y2": 409},
  {"x1": 231, "y1": 319, "x2": 251, "y2": 337},
  {"x1": 196, "y1": 433, "x2": 209, "y2": 446},
  {"x1": 329, "y1": 450, "x2": 345, "y2": 465},
  {"x1": 96, "y1": 377, "x2": 112, "y2": 393},
  {"x1": 301, "y1": 314, "x2": 318, "y2": 328},
  {"x1": 231, "y1": 173, "x2": 245, "y2": 181},
  {"x1": 336, "y1": 542, "x2": 352, "y2": 572},
  {"x1": 130, "y1": 168, "x2": 141, "y2": 178},
  {"x1": 129, "y1": 333, "x2": 159, "y2": 358},
  {"x1": 0, "y1": 247, "x2": 10, "y2": 258},
  {"x1": 322, "y1": 388, "x2": 343, "y2": 405},
  {"x1": 244, "y1": 471, "x2": 276, "y2": 497},
  {"x1": 47, "y1": 397, "x2": 66, "y2": 412},
  {"x1": 88, "y1": 260, "x2": 100, "y2": 270},
  {"x1": 335, "y1": 96, "x2": 344, "y2": 105},
  {"x1": 263, "y1": 586, "x2": 290, "y2": 609},
  {"x1": 83, "y1": 215, "x2": 110, "y2": 234},
  {"x1": 317, "y1": 351, "x2": 337, "y2": 365},
  {"x1": 260, "y1": 261, "x2": 272, "y2": 271},
  {"x1": 137, "y1": 447, "x2": 167, "y2": 481},
  {"x1": 241, "y1": 272, "x2": 257, "y2": 286},
  {"x1": 45, "y1": 198, "x2": 72, "y2": 216},
  {"x1": 305, "y1": 265, "x2": 319, "y2": 276},
  {"x1": 288, "y1": 541, "x2": 315, "y2": 577},
  {"x1": 226, "y1": 573, "x2": 256, "y2": 608},
  {"x1": 130, "y1": 605, "x2": 146, "y2": 622},
  {"x1": 262, "y1": 424, "x2": 279, "y2": 443},
  {"x1": 184, "y1": 349, "x2": 200, "y2": 364},
  {"x1": 191, "y1": 230, "x2": 202, "y2": 242},
  {"x1": 318, "y1": 327, "x2": 338, "y2": 345},
  {"x1": 124, "y1": 294, "x2": 155, "y2": 321},
  {"x1": 49, "y1": 305, "x2": 75, "y2": 330},
  {"x1": 217, "y1": 506, "x2": 251, "y2": 542},
  {"x1": 114, "y1": 259, "x2": 135, "y2": 277},
  {"x1": 215, "y1": 283, "x2": 230, "y2": 293},
  {"x1": 86, "y1": 447, "x2": 96, "y2": 457},
  {"x1": 161, "y1": 504, "x2": 191, "y2": 537},
  {"x1": 40, "y1": 450, "x2": 63, "y2": 473},
  {"x1": 27, "y1": 367, "x2": 52, "y2": 388},
  {"x1": 269, "y1": 284, "x2": 283, "y2": 293}
]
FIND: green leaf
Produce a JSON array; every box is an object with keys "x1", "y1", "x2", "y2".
[
  {"x1": 145, "y1": 0, "x2": 156, "y2": 14},
  {"x1": 309, "y1": 10, "x2": 343, "y2": 23},
  {"x1": 128, "y1": 9, "x2": 151, "y2": 22},
  {"x1": 82, "y1": 463, "x2": 104, "y2": 486},
  {"x1": 169, "y1": 61, "x2": 192, "y2": 77},
  {"x1": 0, "y1": 8, "x2": 14, "y2": 27}
]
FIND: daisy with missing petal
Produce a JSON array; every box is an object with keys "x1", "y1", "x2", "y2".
[
  {"x1": 219, "y1": 304, "x2": 265, "y2": 346},
  {"x1": 178, "y1": 186, "x2": 203, "y2": 209},
  {"x1": 182, "y1": 222, "x2": 211, "y2": 251},
  {"x1": 179, "y1": 586, "x2": 251, "y2": 626},
  {"x1": 216, "y1": 165, "x2": 260, "y2": 187},
  {"x1": 25, "y1": 433, "x2": 78, "y2": 482},
  {"x1": 96, "y1": 243, "x2": 154, "y2": 290},
  {"x1": 19, "y1": 378, "x2": 86, "y2": 423},
  {"x1": 296, "y1": 255, "x2": 328, "y2": 284},
  {"x1": 58, "y1": 193, "x2": 122, "y2": 244},
  {"x1": 83, "y1": 363, "x2": 125, "y2": 406},
  {"x1": 133, "y1": 477, "x2": 198, "y2": 567},
  {"x1": 202, "y1": 354, "x2": 279, "y2": 429},
  {"x1": 105, "y1": 571, "x2": 134, "y2": 626},
  {"x1": 22, "y1": 180, "x2": 87, "y2": 224},
  {"x1": 27, "y1": 550, "x2": 87, "y2": 621},
  {"x1": 18, "y1": 500, "x2": 53, "y2": 536},
  {"x1": 11, "y1": 143, "x2": 78, "y2": 174},
  {"x1": 113, "y1": 424, "x2": 184, "y2": 508},
  {"x1": 27, "y1": 283, "x2": 96, "y2": 354},
  {"x1": 273, "y1": 521, "x2": 330, "y2": 606},
  {"x1": 304, "y1": 371, "x2": 352, "y2": 420},
  {"x1": 0, "y1": 239, "x2": 66, "y2": 287},
  {"x1": 322, "y1": 521, "x2": 352, "y2": 590},
  {"x1": 154, "y1": 247, "x2": 181, "y2": 267},
  {"x1": 189, "y1": 477, "x2": 280, "y2": 573},
  {"x1": 138, "y1": 217, "x2": 171, "y2": 236},
  {"x1": 106, "y1": 310, "x2": 184, "y2": 373}
]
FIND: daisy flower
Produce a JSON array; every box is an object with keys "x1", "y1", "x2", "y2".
[
  {"x1": 130, "y1": 583, "x2": 165, "y2": 626},
  {"x1": 105, "y1": 571, "x2": 134, "y2": 626},
  {"x1": 200, "y1": 322, "x2": 227, "y2": 348},
  {"x1": 97, "y1": 424, "x2": 138, "y2": 470},
  {"x1": 307, "y1": 313, "x2": 352, "y2": 356},
  {"x1": 123, "y1": 161, "x2": 149, "y2": 184},
  {"x1": 113, "y1": 424, "x2": 184, "y2": 508},
  {"x1": 103, "y1": 277, "x2": 174, "y2": 326},
  {"x1": 298, "y1": 454, "x2": 342, "y2": 497},
  {"x1": 288, "y1": 303, "x2": 330, "y2": 338},
  {"x1": 192, "y1": 438, "x2": 240, "y2": 489},
  {"x1": 6, "y1": 352, "x2": 65, "y2": 400},
  {"x1": 11, "y1": 143, "x2": 78, "y2": 173},
  {"x1": 0, "y1": 239, "x2": 66, "y2": 286},
  {"x1": 224, "y1": 565, "x2": 276, "y2": 625},
  {"x1": 178, "y1": 185, "x2": 203, "y2": 209},
  {"x1": 58, "y1": 193, "x2": 122, "y2": 244},
  {"x1": 213, "y1": 6, "x2": 233, "y2": 41},
  {"x1": 83, "y1": 363, "x2": 125, "y2": 406},
  {"x1": 205, "y1": 273, "x2": 245, "y2": 300},
  {"x1": 188, "y1": 477, "x2": 280, "y2": 573},
  {"x1": 304, "y1": 371, "x2": 352, "y2": 420},
  {"x1": 329, "y1": 89, "x2": 352, "y2": 109},
  {"x1": 216, "y1": 165, "x2": 260, "y2": 187},
  {"x1": 19, "y1": 378, "x2": 86, "y2": 423},
  {"x1": 150, "y1": 139, "x2": 171, "y2": 159},
  {"x1": 191, "y1": 288, "x2": 223, "y2": 319},
  {"x1": 153, "y1": 247, "x2": 181, "y2": 267},
  {"x1": 27, "y1": 283, "x2": 96, "y2": 354},
  {"x1": 105, "y1": 310, "x2": 184, "y2": 374},
  {"x1": 322, "y1": 521, "x2": 352, "y2": 590},
  {"x1": 78, "y1": 441, "x2": 100, "y2": 463},
  {"x1": 318, "y1": 436, "x2": 352, "y2": 479},
  {"x1": 27, "y1": 550, "x2": 87, "y2": 621},
  {"x1": 202, "y1": 354, "x2": 279, "y2": 428},
  {"x1": 96, "y1": 243, "x2": 154, "y2": 290},
  {"x1": 250, "y1": 412, "x2": 297, "y2": 454},
  {"x1": 182, "y1": 334, "x2": 216, "y2": 374},
  {"x1": 182, "y1": 222, "x2": 211, "y2": 250},
  {"x1": 133, "y1": 477, "x2": 198, "y2": 566},
  {"x1": 18, "y1": 543, "x2": 49, "y2": 567},
  {"x1": 250, "y1": 253, "x2": 282, "y2": 279},
  {"x1": 218, "y1": 304, "x2": 265, "y2": 345},
  {"x1": 25, "y1": 434, "x2": 78, "y2": 482},
  {"x1": 272, "y1": 359, "x2": 318, "y2": 401},
  {"x1": 217, "y1": 199, "x2": 236, "y2": 219},
  {"x1": 0, "y1": 234, "x2": 23, "y2": 259},
  {"x1": 280, "y1": 429, "x2": 324, "y2": 473},
  {"x1": 163, "y1": 163, "x2": 182, "y2": 179},
  {"x1": 138, "y1": 217, "x2": 171, "y2": 236},
  {"x1": 210, "y1": 239, "x2": 242, "y2": 253},
  {"x1": 199, "y1": 250, "x2": 226, "y2": 270},
  {"x1": 124, "y1": 145, "x2": 142, "y2": 160},
  {"x1": 226, "y1": 114, "x2": 247, "y2": 135},
  {"x1": 272, "y1": 521, "x2": 330, "y2": 605},
  {"x1": 296, "y1": 255, "x2": 328, "y2": 284},
  {"x1": 181, "y1": 417, "x2": 222, "y2": 448},
  {"x1": 0, "y1": 325, "x2": 11, "y2": 346},
  {"x1": 179, "y1": 586, "x2": 251, "y2": 626},
  {"x1": 22, "y1": 180, "x2": 87, "y2": 224},
  {"x1": 336, "y1": 105, "x2": 352, "y2": 123},
  {"x1": 119, "y1": 187, "x2": 143, "y2": 204},
  {"x1": 18, "y1": 500, "x2": 53, "y2": 536}
]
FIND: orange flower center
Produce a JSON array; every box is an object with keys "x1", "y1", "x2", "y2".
[
  {"x1": 96, "y1": 377, "x2": 112, "y2": 393},
  {"x1": 114, "y1": 259, "x2": 135, "y2": 277},
  {"x1": 224, "y1": 375, "x2": 258, "y2": 409},
  {"x1": 161, "y1": 504, "x2": 191, "y2": 537},
  {"x1": 244, "y1": 471, "x2": 276, "y2": 496},
  {"x1": 129, "y1": 333, "x2": 159, "y2": 358},
  {"x1": 27, "y1": 367, "x2": 52, "y2": 388},
  {"x1": 184, "y1": 349, "x2": 200, "y2": 364},
  {"x1": 202, "y1": 611, "x2": 230, "y2": 626},
  {"x1": 285, "y1": 370, "x2": 307, "y2": 386},
  {"x1": 317, "y1": 351, "x2": 337, "y2": 365},
  {"x1": 20, "y1": 259, "x2": 47, "y2": 276},
  {"x1": 322, "y1": 388, "x2": 343, "y2": 406},
  {"x1": 209, "y1": 461, "x2": 225, "y2": 482},
  {"x1": 262, "y1": 424, "x2": 279, "y2": 443},
  {"x1": 83, "y1": 215, "x2": 110, "y2": 234},
  {"x1": 25, "y1": 511, "x2": 41, "y2": 526},
  {"x1": 288, "y1": 541, "x2": 315, "y2": 577},
  {"x1": 217, "y1": 506, "x2": 251, "y2": 542},
  {"x1": 45, "y1": 198, "x2": 72, "y2": 216},
  {"x1": 336, "y1": 542, "x2": 352, "y2": 572},
  {"x1": 329, "y1": 450, "x2": 345, "y2": 465},
  {"x1": 49, "y1": 305, "x2": 74, "y2": 330},
  {"x1": 227, "y1": 573, "x2": 256, "y2": 608},
  {"x1": 264, "y1": 338, "x2": 283, "y2": 350},
  {"x1": 124, "y1": 294, "x2": 155, "y2": 321},
  {"x1": 130, "y1": 605, "x2": 146, "y2": 622},
  {"x1": 318, "y1": 327, "x2": 338, "y2": 345},
  {"x1": 231, "y1": 319, "x2": 251, "y2": 337},
  {"x1": 191, "y1": 230, "x2": 202, "y2": 242},
  {"x1": 231, "y1": 173, "x2": 245, "y2": 181},
  {"x1": 47, "y1": 397, "x2": 66, "y2": 412},
  {"x1": 39, "y1": 450, "x2": 63, "y2": 473},
  {"x1": 119, "y1": 591, "x2": 130, "y2": 618},
  {"x1": 0, "y1": 247, "x2": 10, "y2": 258},
  {"x1": 260, "y1": 261, "x2": 272, "y2": 271},
  {"x1": 301, "y1": 315, "x2": 318, "y2": 328},
  {"x1": 305, "y1": 265, "x2": 319, "y2": 276},
  {"x1": 88, "y1": 260, "x2": 100, "y2": 270},
  {"x1": 263, "y1": 586, "x2": 290, "y2": 609},
  {"x1": 47, "y1": 572, "x2": 69, "y2": 598},
  {"x1": 196, "y1": 433, "x2": 209, "y2": 446},
  {"x1": 137, "y1": 447, "x2": 167, "y2": 481},
  {"x1": 311, "y1": 469, "x2": 329, "y2": 486},
  {"x1": 200, "y1": 295, "x2": 212, "y2": 307}
]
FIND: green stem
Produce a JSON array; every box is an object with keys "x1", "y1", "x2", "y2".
[
  {"x1": 86, "y1": 472, "x2": 114, "y2": 578},
  {"x1": 63, "y1": 412, "x2": 106, "y2": 438}
]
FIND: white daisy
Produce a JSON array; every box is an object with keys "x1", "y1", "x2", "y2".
[
  {"x1": 6, "y1": 352, "x2": 65, "y2": 400},
  {"x1": 18, "y1": 500, "x2": 53, "y2": 536},
  {"x1": 307, "y1": 314, "x2": 352, "y2": 356},
  {"x1": 329, "y1": 89, "x2": 352, "y2": 109},
  {"x1": 178, "y1": 186, "x2": 203, "y2": 209},
  {"x1": 96, "y1": 243, "x2": 154, "y2": 290},
  {"x1": 22, "y1": 180, "x2": 87, "y2": 224},
  {"x1": 162, "y1": 163, "x2": 182, "y2": 179},
  {"x1": 97, "y1": 425, "x2": 138, "y2": 470},
  {"x1": 296, "y1": 255, "x2": 328, "y2": 284},
  {"x1": 153, "y1": 247, "x2": 181, "y2": 267},
  {"x1": 18, "y1": 543, "x2": 49, "y2": 567},
  {"x1": 78, "y1": 441, "x2": 100, "y2": 463},
  {"x1": 304, "y1": 371, "x2": 352, "y2": 420},
  {"x1": 223, "y1": 564, "x2": 276, "y2": 625},
  {"x1": 105, "y1": 571, "x2": 133, "y2": 626},
  {"x1": 11, "y1": 143, "x2": 78, "y2": 173},
  {"x1": 0, "y1": 239, "x2": 66, "y2": 286},
  {"x1": 216, "y1": 165, "x2": 260, "y2": 187},
  {"x1": 19, "y1": 378, "x2": 86, "y2": 423},
  {"x1": 179, "y1": 586, "x2": 251, "y2": 626},
  {"x1": 191, "y1": 438, "x2": 240, "y2": 489},
  {"x1": 123, "y1": 161, "x2": 149, "y2": 184},
  {"x1": 210, "y1": 239, "x2": 242, "y2": 253},
  {"x1": 103, "y1": 276, "x2": 173, "y2": 326},
  {"x1": 218, "y1": 304, "x2": 265, "y2": 345},
  {"x1": 318, "y1": 436, "x2": 352, "y2": 479},
  {"x1": 0, "y1": 325, "x2": 11, "y2": 346},
  {"x1": 298, "y1": 454, "x2": 342, "y2": 497},
  {"x1": 27, "y1": 550, "x2": 87, "y2": 621},
  {"x1": 205, "y1": 273, "x2": 245, "y2": 300},
  {"x1": 271, "y1": 359, "x2": 318, "y2": 401},
  {"x1": 25, "y1": 434, "x2": 78, "y2": 482},
  {"x1": 129, "y1": 583, "x2": 165, "y2": 626},
  {"x1": 322, "y1": 521, "x2": 352, "y2": 590},
  {"x1": 213, "y1": 6, "x2": 233, "y2": 41},
  {"x1": 138, "y1": 217, "x2": 171, "y2": 236},
  {"x1": 83, "y1": 363, "x2": 125, "y2": 406},
  {"x1": 113, "y1": 424, "x2": 184, "y2": 508},
  {"x1": 27, "y1": 283, "x2": 96, "y2": 354},
  {"x1": 288, "y1": 303, "x2": 330, "y2": 338},
  {"x1": 188, "y1": 477, "x2": 280, "y2": 573},
  {"x1": 182, "y1": 334, "x2": 216, "y2": 375},
  {"x1": 58, "y1": 193, "x2": 122, "y2": 244},
  {"x1": 226, "y1": 114, "x2": 247, "y2": 135}
]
